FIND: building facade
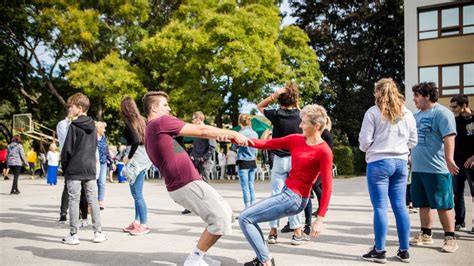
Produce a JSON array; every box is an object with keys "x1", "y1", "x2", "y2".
[{"x1": 405, "y1": 0, "x2": 474, "y2": 112}]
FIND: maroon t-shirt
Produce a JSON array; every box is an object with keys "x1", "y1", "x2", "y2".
[{"x1": 145, "y1": 115, "x2": 201, "y2": 191}]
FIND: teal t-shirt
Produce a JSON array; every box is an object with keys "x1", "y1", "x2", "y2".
[{"x1": 412, "y1": 103, "x2": 456, "y2": 174}]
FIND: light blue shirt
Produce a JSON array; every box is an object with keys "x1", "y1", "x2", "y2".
[
  {"x1": 412, "y1": 103, "x2": 456, "y2": 174},
  {"x1": 56, "y1": 118, "x2": 71, "y2": 152},
  {"x1": 236, "y1": 127, "x2": 258, "y2": 161}
]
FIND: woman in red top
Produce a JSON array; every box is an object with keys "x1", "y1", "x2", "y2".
[{"x1": 239, "y1": 104, "x2": 333, "y2": 266}]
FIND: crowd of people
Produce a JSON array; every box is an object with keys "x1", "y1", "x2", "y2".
[{"x1": 0, "y1": 79, "x2": 472, "y2": 266}]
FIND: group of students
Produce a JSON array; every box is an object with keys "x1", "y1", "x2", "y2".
[{"x1": 3, "y1": 78, "x2": 472, "y2": 266}]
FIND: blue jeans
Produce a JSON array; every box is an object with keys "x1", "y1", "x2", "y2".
[
  {"x1": 97, "y1": 163, "x2": 107, "y2": 201},
  {"x1": 269, "y1": 155, "x2": 301, "y2": 229},
  {"x1": 238, "y1": 167, "x2": 256, "y2": 208},
  {"x1": 367, "y1": 159, "x2": 410, "y2": 251},
  {"x1": 239, "y1": 186, "x2": 308, "y2": 263},
  {"x1": 129, "y1": 171, "x2": 147, "y2": 224}
]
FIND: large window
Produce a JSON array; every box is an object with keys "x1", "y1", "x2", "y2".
[
  {"x1": 418, "y1": 3, "x2": 474, "y2": 40},
  {"x1": 419, "y1": 63, "x2": 474, "y2": 96}
]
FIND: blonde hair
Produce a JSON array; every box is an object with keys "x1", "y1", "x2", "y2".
[
  {"x1": 49, "y1": 143, "x2": 57, "y2": 151},
  {"x1": 95, "y1": 121, "x2": 107, "y2": 129},
  {"x1": 300, "y1": 104, "x2": 328, "y2": 131},
  {"x1": 193, "y1": 111, "x2": 205, "y2": 121},
  {"x1": 239, "y1": 114, "x2": 251, "y2": 127},
  {"x1": 374, "y1": 78, "x2": 405, "y2": 123},
  {"x1": 325, "y1": 116, "x2": 332, "y2": 131}
]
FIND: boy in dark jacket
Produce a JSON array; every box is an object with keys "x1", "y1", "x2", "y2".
[{"x1": 61, "y1": 93, "x2": 106, "y2": 245}]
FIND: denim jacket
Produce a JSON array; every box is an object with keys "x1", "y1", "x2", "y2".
[{"x1": 236, "y1": 127, "x2": 258, "y2": 161}]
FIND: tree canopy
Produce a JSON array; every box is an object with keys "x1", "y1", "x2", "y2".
[{"x1": 290, "y1": 0, "x2": 404, "y2": 146}]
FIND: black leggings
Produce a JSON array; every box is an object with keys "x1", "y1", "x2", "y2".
[{"x1": 9, "y1": 166, "x2": 21, "y2": 192}]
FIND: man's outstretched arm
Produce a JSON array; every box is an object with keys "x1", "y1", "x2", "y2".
[{"x1": 178, "y1": 123, "x2": 253, "y2": 146}]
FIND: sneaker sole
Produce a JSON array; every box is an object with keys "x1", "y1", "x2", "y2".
[
  {"x1": 409, "y1": 241, "x2": 434, "y2": 246},
  {"x1": 62, "y1": 240, "x2": 80, "y2": 245},
  {"x1": 130, "y1": 230, "x2": 150, "y2": 236},
  {"x1": 362, "y1": 257, "x2": 387, "y2": 264},
  {"x1": 267, "y1": 240, "x2": 277, "y2": 244},
  {"x1": 291, "y1": 240, "x2": 310, "y2": 245},
  {"x1": 93, "y1": 238, "x2": 107, "y2": 243},
  {"x1": 396, "y1": 256, "x2": 411, "y2": 263},
  {"x1": 441, "y1": 246, "x2": 458, "y2": 253}
]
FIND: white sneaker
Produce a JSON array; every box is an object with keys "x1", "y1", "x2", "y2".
[
  {"x1": 203, "y1": 255, "x2": 221, "y2": 266},
  {"x1": 92, "y1": 232, "x2": 107, "y2": 243},
  {"x1": 184, "y1": 255, "x2": 209, "y2": 266},
  {"x1": 62, "y1": 233, "x2": 80, "y2": 245}
]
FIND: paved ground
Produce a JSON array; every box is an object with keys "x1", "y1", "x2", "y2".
[{"x1": 0, "y1": 175, "x2": 473, "y2": 265}]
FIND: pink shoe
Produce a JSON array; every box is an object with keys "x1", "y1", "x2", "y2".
[
  {"x1": 122, "y1": 221, "x2": 138, "y2": 233},
  {"x1": 129, "y1": 224, "x2": 150, "y2": 236}
]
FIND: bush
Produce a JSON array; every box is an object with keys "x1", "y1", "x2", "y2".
[
  {"x1": 333, "y1": 145, "x2": 354, "y2": 175},
  {"x1": 352, "y1": 147, "x2": 367, "y2": 175}
]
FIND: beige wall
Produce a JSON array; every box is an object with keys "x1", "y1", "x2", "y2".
[
  {"x1": 418, "y1": 35, "x2": 474, "y2": 67},
  {"x1": 438, "y1": 95, "x2": 474, "y2": 109}
]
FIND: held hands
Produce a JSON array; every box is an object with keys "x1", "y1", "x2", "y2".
[
  {"x1": 233, "y1": 132, "x2": 254, "y2": 147},
  {"x1": 310, "y1": 219, "x2": 323, "y2": 239}
]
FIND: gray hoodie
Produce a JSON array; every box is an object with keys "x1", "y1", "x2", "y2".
[{"x1": 7, "y1": 142, "x2": 28, "y2": 167}]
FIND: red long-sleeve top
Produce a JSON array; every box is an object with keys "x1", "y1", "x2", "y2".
[{"x1": 250, "y1": 134, "x2": 333, "y2": 217}]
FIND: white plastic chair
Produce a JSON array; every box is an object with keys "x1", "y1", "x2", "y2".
[{"x1": 256, "y1": 163, "x2": 269, "y2": 181}]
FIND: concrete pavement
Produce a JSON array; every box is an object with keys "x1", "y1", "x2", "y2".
[{"x1": 1, "y1": 175, "x2": 473, "y2": 265}]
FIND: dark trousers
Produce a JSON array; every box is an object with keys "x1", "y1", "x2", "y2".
[
  {"x1": 453, "y1": 165, "x2": 474, "y2": 226},
  {"x1": 9, "y1": 166, "x2": 21, "y2": 193},
  {"x1": 60, "y1": 178, "x2": 88, "y2": 219}
]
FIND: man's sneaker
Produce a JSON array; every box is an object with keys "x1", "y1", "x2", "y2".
[
  {"x1": 203, "y1": 255, "x2": 221, "y2": 266},
  {"x1": 80, "y1": 219, "x2": 89, "y2": 228},
  {"x1": 470, "y1": 227, "x2": 474, "y2": 234},
  {"x1": 304, "y1": 224, "x2": 311, "y2": 235},
  {"x1": 291, "y1": 234, "x2": 310, "y2": 245},
  {"x1": 409, "y1": 231, "x2": 434, "y2": 246},
  {"x1": 182, "y1": 209, "x2": 192, "y2": 215},
  {"x1": 59, "y1": 215, "x2": 67, "y2": 224},
  {"x1": 280, "y1": 223, "x2": 293, "y2": 233},
  {"x1": 123, "y1": 221, "x2": 138, "y2": 232},
  {"x1": 362, "y1": 246, "x2": 387, "y2": 264},
  {"x1": 4, "y1": 176, "x2": 9, "y2": 180},
  {"x1": 244, "y1": 257, "x2": 275, "y2": 266},
  {"x1": 396, "y1": 249, "x2": 411, "y2": 263},
  {"x1": 129, "y1": 224, "x2": 150, "y2": 236},
  {"x1": 441, "y1": 236, "x2": 458, "y2": 253},
  {"x1": 183, "y1": 255, "x2": 208, "y2": 266},
  {"x1": 62, "y1": 233, "x2": 80, "y2": 245},
  {"x1": 92, "y1": 231, "x2": 107, "y2": 243},
  {"x1": 455, "y1": 223, "x2": 466, "y2": 231},
  {"x1": 408, "y1": 206, "x2": 418, "y2": 214},
  {"x1": 267, "y1": 234, "x2": 277, "y2": 244}
]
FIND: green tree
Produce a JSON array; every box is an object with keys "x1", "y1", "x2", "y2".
[
  {"x1": 138, "y1": 0, "x2": 321, "y2": 126},
  {"x1": 290, "y1": 0, "x2": 404, "y2": 146}
]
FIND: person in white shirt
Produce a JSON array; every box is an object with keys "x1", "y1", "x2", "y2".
[
  {"x1": 47, "y1": 143, "x2": 60, "y2": 185},
  {"x1": 217, "y1": 148, "x2": 227, "y2": 180},
  {"x1": 359, "y1": 78, "x2": 417, "y2": 263},
  {"x1": 226, "y1": 149, "x2": 237, "y2": 180}
]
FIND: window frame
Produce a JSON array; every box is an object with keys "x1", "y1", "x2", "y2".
[
  {"x1": 418, "y1": 2, "x2": 474, "y2": 40},
  {"x1": 418, "y1": 62, "x2": 474, "y2": 97}
]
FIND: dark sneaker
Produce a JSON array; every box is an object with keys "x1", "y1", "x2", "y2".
[
  {"x1": 280, "y1": 223, "x2": 293, "y2": 233},
  {"x1": 455, "y1": 223, "x2": 466, "y2": 231},
  {"x1": 4, "y1": 176, "x2": 9, "y2": 180},
  {"x1": 244, "y1": 257, "x2": 275, "y2": 266},
  {"x1": 59, "y1": 214, "x2": 67, "y2": 224},
  {"x1": 362, "y1": 246, "x2": 387, "y2": 264},
  {"x1": 181, "y1": 209, "x2": 191, "y2": 215},
  {"x1": 396, "y1": 249, "x2": 411, "y2": 263},
  {"x1": 267, "y1": 234, "x2": 277, "y2": 244},
  {"x1": 291, "y1": 234, "x2": 310, "y2": 245},
  {"x1": 304, "y1": 224, "x2": 311, "y2": 235}
]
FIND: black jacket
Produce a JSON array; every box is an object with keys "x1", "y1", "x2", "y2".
[{"x1": 61, "y1": 115, "x2": 97, "y2": 180}]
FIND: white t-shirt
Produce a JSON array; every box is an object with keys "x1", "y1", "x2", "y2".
[{"x1": 47, "y1": 151, "x2": 59, "y2": 166}]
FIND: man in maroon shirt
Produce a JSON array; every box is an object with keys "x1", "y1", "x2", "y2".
[{"x1": 142, "y1": 91, "x2": 252, "y2": 266}]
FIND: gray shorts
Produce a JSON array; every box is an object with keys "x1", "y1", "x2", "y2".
[{"x1": 169, "y1": 180, "x2": 233, "y2": 235}]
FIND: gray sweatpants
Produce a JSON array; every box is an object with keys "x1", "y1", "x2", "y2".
[{"x1": 67, "y1": 180, "x2": 102, "y2": 234}]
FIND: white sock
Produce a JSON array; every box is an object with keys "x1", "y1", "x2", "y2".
[{"x1": 190, "y1": 247, "x2": 206, "y2": 259}]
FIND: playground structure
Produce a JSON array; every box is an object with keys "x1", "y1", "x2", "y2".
[{"x1": 13, "y1": 113, "x2": 58, "y2": 145}]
